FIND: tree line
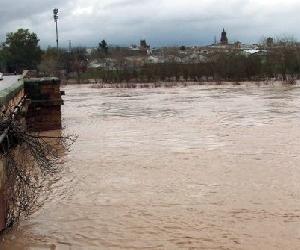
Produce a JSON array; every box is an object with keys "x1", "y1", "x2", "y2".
[
  {"x1": 1, "y1": 29, "x2": 300, "y2": 83},
  {"x1": 82, "y1": 47, "x2": 300, "y2": 83}
]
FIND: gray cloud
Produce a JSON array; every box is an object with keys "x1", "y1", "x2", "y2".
[
  {"x1": 1, "y1": 0, "x2": 300, "y2": 48},
  {"x1": 0, "y1": 0, "x2": 64, "y2": 25},
  {"x1": 103, "y1": 0, "x2": 153, "y2": 9}
]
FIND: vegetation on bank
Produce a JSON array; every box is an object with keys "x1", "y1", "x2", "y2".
[
  {"x1": 1, "y1": 29, "x2": 300, "y2": 84},
  {"x1": 79, "y1": 46, "x2": 300, "y2": 84},
  {"x1": 0, "y1": 29, "x2": 88, "y2": 76},
  {"x1": 0, "y1": 29, "x2": 42, "y2": 73}
]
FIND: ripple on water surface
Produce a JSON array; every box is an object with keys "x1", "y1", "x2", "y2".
[{"x1": 2, "y1": 84, "x2": 300, "y2": 249}]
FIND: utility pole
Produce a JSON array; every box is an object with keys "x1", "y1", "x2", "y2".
[{"x1": 53, "y1": 8, "x2": 59, "y2": 51}]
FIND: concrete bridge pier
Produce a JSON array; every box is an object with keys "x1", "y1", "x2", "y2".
[{"x1": 24, "y1": 77, "x2": 64, "y2": 132}]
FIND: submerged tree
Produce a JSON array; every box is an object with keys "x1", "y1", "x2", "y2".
[
  {"x1": 0, "y1": 104, "x2": 76, "y2": 228},
  {"x1": 265, "y1": 38, "x2": 300, "y2": 82}
]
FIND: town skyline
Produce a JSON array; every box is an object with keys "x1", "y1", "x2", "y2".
[{"x1": 1, "y1": 0, "x2": 300, "y2": 48}]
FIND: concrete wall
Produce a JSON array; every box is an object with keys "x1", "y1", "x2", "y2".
[{"x1": 0, "y1": 79, "x2": 23, "y2": 109}]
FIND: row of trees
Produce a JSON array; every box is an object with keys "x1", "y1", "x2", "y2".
[{"x1": 82, "y1": 47, "x2": 300, "y2": 83}]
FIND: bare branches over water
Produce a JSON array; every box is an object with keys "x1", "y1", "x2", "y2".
[{"x1": 1, "y1": 117, "x2": 77, "y2": 229}]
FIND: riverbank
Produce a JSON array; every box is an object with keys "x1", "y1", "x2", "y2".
[{"x1": 62, "y1": 79, "x2": 299, "y2": 88}]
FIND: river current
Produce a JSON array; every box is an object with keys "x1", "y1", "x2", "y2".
[{"x1": 1, "y1": 84, "x2": 300, "y2": 249}]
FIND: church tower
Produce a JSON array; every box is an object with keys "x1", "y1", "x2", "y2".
[{"x1": 220, "y1": 28, "x2": 228, "y2": 44}]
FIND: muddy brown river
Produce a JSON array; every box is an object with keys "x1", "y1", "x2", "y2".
[{"x1": 1, "y1": 84, "x2": 300, "y2": 249}]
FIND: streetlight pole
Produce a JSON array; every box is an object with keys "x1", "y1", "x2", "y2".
[{"x1": 53, "y1": 8, "x2": 59, "y2": 51}]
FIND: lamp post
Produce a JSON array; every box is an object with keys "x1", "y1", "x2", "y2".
[{"x1": 53, "y1": 8, "x2": 59, "y2": 51}]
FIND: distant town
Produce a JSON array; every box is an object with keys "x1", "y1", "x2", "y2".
[
  {"x1": 85, "y1": 29, "x2": 274, "y2": 70},
  {"x1": 0, "y1": 28, "x2": 299, "y2": 84}
]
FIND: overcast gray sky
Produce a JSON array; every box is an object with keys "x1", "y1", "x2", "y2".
[{"x1": 1, "y1": 0, "x2": 299, "y2": 48}]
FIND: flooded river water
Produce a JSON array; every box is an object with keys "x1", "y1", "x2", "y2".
[{"x1": 2, "y1": 84, "x2": 300, "y2": 249}]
